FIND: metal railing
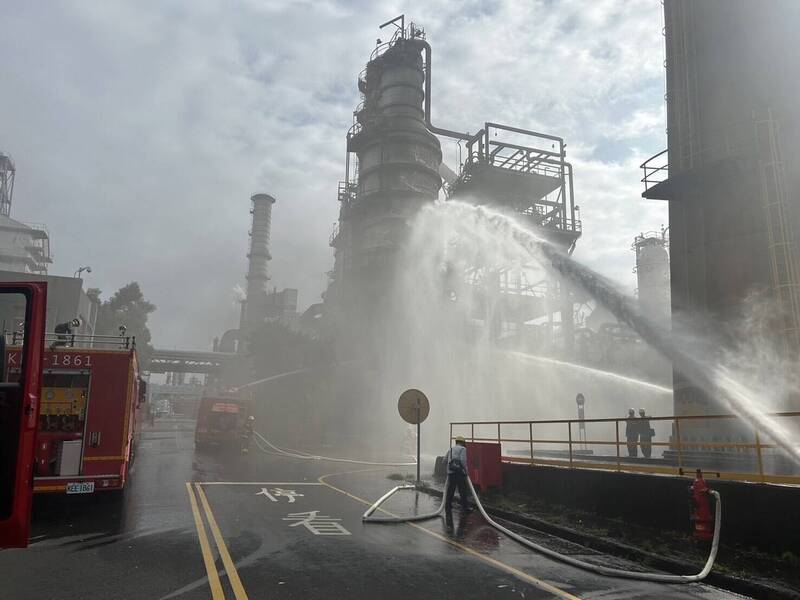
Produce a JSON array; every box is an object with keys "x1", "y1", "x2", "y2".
[
  {"x1": 6, "y1": 331, "x2": 135, "y2": 350},
  {"x1": 450, "y1": 412, "x2": 800, "y2": 485},
  {"x1": 640, "y1": 149, "x2": 669, "y2": 192}
]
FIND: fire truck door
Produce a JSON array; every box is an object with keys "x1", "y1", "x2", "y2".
[{"x1": 0, "y1": 282, "x2": 47, "y2": 549}]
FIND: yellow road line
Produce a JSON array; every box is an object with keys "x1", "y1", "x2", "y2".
[
  {"x1": 195, "y1": 483, "x2": 249, "y2": 600},
  {"x1": 185, "y1": 482, "x2": 225, "y2": 600},
  {"x1": 318, "y1": 472, "x2": 580, "y2": 600}
]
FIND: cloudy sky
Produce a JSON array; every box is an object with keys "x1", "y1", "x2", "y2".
[{"x1": 1, "y1": 0, "x2": 668, "y2": 349}]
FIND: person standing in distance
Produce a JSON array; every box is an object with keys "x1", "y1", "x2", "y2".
[
  {"x1": 638, "y1": 408, "x2": 654, "y2": 458},
  {"x1": 625, "y1": 408, "x2": 639, "y2": 458}
]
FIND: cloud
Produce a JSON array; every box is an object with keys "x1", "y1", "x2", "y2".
[{"x1": 0, "y1": 0, "x2": 667, "y2": 348}]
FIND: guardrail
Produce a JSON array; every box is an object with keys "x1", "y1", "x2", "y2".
[
  {"x1": 6, "y1": 331, "x2": 135, "y2": 349},
  {"x1": 450, "y1": 412, "x2": 800, "y2": 485},
  {"x1": 640, "y1": 149, "x2": 668, "y2": 192}
]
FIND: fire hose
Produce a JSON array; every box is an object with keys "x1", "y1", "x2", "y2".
[
  {"x1": 252, "y1": 431, "x2": 417, "y2": 467},
  {"x1": 364, "y1": 475, "x2": 722, "y2": 583}
]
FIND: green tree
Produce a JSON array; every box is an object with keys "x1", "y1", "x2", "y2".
[{"x1": 89, "y1": 282, "x2": 156, "y2": 367}]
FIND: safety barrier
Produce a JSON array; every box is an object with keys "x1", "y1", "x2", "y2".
[{"x1": 450, "y1": 412, "x2": 800, "y2": 485}]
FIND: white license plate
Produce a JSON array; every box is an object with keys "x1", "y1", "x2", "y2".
[{"x1": 66, "y1": 482, "x2": 95, "y2": 494}]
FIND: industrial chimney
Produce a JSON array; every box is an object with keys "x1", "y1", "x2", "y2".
[{"x1": 241, "y1": 193, "x2": 275, "y2": 332}]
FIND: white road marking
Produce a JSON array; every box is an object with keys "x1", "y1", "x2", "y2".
[
  {"x1": 199, "y1": 481, "x2": 323, "y2": 486},
  {"x1": 282, "y1": 511, "x2": 351, "y2": 536},
  {"x1": 255, "y1": 488, "x2": 278, "y2": 502}
]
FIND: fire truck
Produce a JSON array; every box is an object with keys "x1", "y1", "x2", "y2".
[
  {"x1": 0, "y1": 281, "x2": 47, "y2": 548},
  {"x1": 195, "y1": 393, "x2": 249, "y2": 449},
  {"x1": 5, "y1": 330, "x2": 146, "y2": 495}
]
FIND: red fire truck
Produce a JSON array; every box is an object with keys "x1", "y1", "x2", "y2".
[
  {"x1": 0, "y1": 281, "x2": 47, "y2": 548},
  {"x1": 195, "y1": 394, "x2": 248, "y2": 449},
  {"x1": 5, "y1": 332, "x2": 146, "y2": 495}
]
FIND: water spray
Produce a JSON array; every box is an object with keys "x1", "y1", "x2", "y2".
[{"x1": 433, "y1": 201, "x2": 800, "y2": 464}]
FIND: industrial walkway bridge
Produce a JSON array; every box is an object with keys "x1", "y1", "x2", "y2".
[{"x1": 149, "y1": 348, "x2": 236, "y2": 374}]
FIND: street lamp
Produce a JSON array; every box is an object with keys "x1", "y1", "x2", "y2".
[{"x1": 74, "y1": 266, "x2": 92, "y2": 278}]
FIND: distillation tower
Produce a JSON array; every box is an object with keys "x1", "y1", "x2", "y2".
[
  {"x1": 326, "y1": 19, "x2": 442, "y2": 351},
  {"x1": 326, "y1": 17, "x2": 581, "y2": 356}
]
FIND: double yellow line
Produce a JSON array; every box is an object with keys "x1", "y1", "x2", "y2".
[{"x1": 186, "y1": 482, "x2": 249, "y2": 600}]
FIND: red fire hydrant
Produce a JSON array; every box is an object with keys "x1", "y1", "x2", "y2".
[{"x1": 689, "y1": 469, "x2": 714, "y2": 542}]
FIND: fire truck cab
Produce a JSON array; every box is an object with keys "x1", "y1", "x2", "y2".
[{"x1": 5, "y1": 332, "x2": 145, "y2": 495}]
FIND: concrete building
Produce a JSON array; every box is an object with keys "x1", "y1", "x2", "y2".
[
  {"x1": 0, "y1": 270, "x2": 98, "y2": 337},
  {"x1": 264, "y1": 287, "x2": 298, "y2": 321}
]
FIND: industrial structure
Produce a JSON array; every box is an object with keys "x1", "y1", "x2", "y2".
[
  {"x1": 0, "y1": 270, "x2": 98, "y2": 337},
  {"x1": 0, "y1": 152, "x2": 51, "y2": 275},
  {"x1": 633, "y1": 229, "x2": 671, "y2": 324},
  {"x1": 216, "y1": 193, "x2": 297, "y2": 356},
  {"x1": 326, "y1": 17, "x2": 443, "y2": 348},
  {"x1": 641, "y1": 0, "x2": 800, "y2": 440},
  {"x1": 325, "y1": 16, "x2": 581, "y2": 354},
  {"x1": 241, "y1": 193, "x2": 276, "y2": 334}
]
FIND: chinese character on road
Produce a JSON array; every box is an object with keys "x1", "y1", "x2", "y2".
[
  {"x1": 282, "y1": 511, "x2": 351, "y2": 536},
  {"x1": 272, "y1": 488, "x2": 303, "y2": 503},
  {"x1": 255, "y1": 488, "x2": 305, "y2": 503},
  {"x1": 255, "y1": 488, "x2": 277, "y2": 502}
]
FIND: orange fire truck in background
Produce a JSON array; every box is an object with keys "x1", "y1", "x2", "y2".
[
  {"x1": 195, "y1": 393, "x2": 248, "y2": 449},
  {"x1": 5, "y1": 331, "x2": 146, "y2": 495}
]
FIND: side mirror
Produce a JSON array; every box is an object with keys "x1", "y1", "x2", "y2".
[{"x1": 138, "y1": 380, "x2": 148, "y2": 404}]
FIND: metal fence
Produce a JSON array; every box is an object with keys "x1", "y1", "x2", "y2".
[{"x1": 450, "y1": 412, "x2": 800, "y2": 485}]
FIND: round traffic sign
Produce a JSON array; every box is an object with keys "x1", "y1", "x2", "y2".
[{"x1": 398, "y1": 389, "x2": 430, "y2": 425}]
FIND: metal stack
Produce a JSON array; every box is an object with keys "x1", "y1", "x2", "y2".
[{"x1": 241, "y1": 193, "x2": 275, "y2": 333}]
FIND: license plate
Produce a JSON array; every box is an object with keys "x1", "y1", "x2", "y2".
[{"x1": 66, "y1": 482, "x2": 95, "y2": 494}]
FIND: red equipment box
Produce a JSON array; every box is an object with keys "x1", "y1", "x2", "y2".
[{"x1": 465, "y1": 441, "x2": 503, "y2": 492}]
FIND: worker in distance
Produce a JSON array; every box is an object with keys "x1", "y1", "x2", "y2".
[{"x1": 444, "y1": 435, "x2": 471, "y2": 517}]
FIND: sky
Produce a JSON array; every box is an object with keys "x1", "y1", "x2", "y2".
[{"x1": 0, "y1": 0, "x2": 668, "y2": 350}]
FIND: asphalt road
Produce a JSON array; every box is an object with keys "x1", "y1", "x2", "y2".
[{"x1": 0, "y1": 416, "x2": 747, "y2": 599}]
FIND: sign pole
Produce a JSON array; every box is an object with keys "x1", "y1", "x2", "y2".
[
  {"x1": 398, "y1": 389, "x2": 429, "y2": 488},
  {"x1": 416, "y1": 403, "x2": 421, "y2": 485}
]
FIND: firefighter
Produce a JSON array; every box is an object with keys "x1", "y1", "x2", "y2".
[
  {"x1": 638, "y1": 408, "x2": 654, "y2": 458},
  {"x1": 625, "y1": 408, "x2": 639, "y2": 457},
  {"x1": 444, "y1": 435, "x2": 470, "y2": 515},
  {"x1": 240, "y1": 415, "x2": 255, "y2": 454},
  {"x1": 53, "y1": 318, "x2": 81, "y2": 347}
]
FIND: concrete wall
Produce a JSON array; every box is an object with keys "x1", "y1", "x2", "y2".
[
  {"x1": 0, "y1": 270, "x2": 97, "y2": 335},
  {"x1": 503, "y1": 462, "x2": 800, "y2": 553}
]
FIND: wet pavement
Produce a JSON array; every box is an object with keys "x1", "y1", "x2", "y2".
[{"x1": 0, "y1": 416, "x2": 748, "y2": 599}]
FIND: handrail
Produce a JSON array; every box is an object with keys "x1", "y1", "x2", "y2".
[
  {"x1": 6, "y1": 331, "x2": 135, "y2": 350},
  {"x1": 451, "y1": 412, "x2": 800, "y2": 486},
  {"x1": 640, "y1": 148, "x2": 669, "y2": 192}
]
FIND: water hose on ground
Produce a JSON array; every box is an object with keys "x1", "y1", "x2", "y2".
[
  {"x1": 253, "y1": 431, "x2": 417, "y2": 467},
  {"x1": 363, "y1": 475, "x2": 722, "y2": 583},
  {"x1": 362, "y1": 477, "x2": 449, "y2": 523}
]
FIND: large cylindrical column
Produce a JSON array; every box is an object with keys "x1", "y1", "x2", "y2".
[
  {"x1": 337, "y1": 37, "x2": 442, "y2": 328},
  {"x1": 243, "y1": 193, "x2": 275, "y2": 331}
]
